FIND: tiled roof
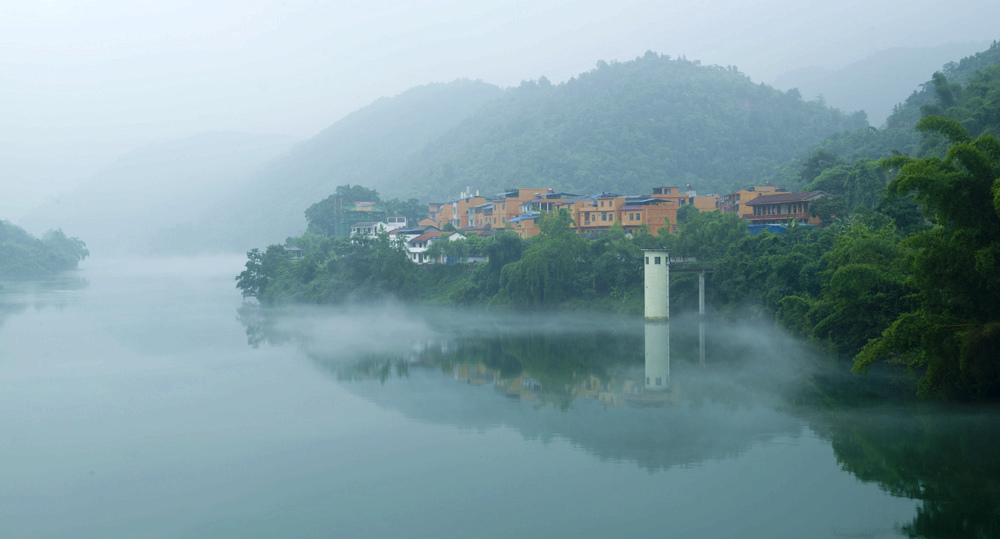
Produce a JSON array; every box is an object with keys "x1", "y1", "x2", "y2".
[
  {"x1": 506, "y1": 214, "x2": 539, "y2": 223},
  {"x1": 410, "y1": 231, "x2": 459, "y2": 243},
  {"x1": 745, "y1": 191, "x2": 828, "y2": 205}
]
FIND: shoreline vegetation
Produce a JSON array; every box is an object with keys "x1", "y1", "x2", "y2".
[
  {"x1": 0, "y1": 220, "x2": 89, "y2": 279},
  {"x1": 239, "y1": 52, "x2": 1000, "y2": 400}
]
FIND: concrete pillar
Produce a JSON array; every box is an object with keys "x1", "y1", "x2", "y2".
[
  {"x1": 643, "y1": 249, "x2": 669, "y2": 321},
  {"x1": 698, "y1": 269, "x2": 705, "y2": 316},
  {"x1": 645, "y1": 321, "x2": 670, "y2": 391}
]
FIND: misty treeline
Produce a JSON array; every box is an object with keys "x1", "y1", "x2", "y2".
[
  {"x1": 239, "y1": 52, "x2": 1000, "y2": 399},
  {"x1": 0, "y1": 221, "x2": 89, "y2": 278}
]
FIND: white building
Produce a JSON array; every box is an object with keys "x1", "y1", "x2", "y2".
[
  {"x1": 350, "y1": 221, "x2": 389, "y2": 238},
  {"x1": 406, "y1": 231, "x2": 465, "y2": 264}
]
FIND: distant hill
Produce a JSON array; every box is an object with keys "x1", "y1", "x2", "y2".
[
  {"x1": 176, "y1": 80, "x2": 504, "y2": 252},
  {"x1": 20, "y1": 132, "x2": 296, "y2": 254},
  {"x1": 772, "y1": 41, "x2": 990, "y2": 128}
]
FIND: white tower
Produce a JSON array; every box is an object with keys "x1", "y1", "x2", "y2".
[{"x1": 643, "y1": 249, "x2": 669, "y2": 321}]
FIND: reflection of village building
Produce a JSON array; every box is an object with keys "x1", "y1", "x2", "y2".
[
  {"x1": 446, "y1": 361, "x2": 678, "y2": 408},
  {"x1": 331, "y1": 326, "x2": 690, "y2": 410}
]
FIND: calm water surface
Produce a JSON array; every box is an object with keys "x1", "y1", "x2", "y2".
[{"x1": 1, "y1": 258, "x2": 997, "y2": 538}]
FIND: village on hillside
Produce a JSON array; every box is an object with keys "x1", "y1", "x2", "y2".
[{"x1": 318, "y1": 185, "x2": 831, "y2": 264}]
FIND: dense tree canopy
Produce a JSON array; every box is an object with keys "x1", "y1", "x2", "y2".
[
  {"x1": 854, "y1": 116, "x2": 1000, "y2": 398},
  {"x1": 0, "y1": 221, "x2": 89, "y2": 278}
]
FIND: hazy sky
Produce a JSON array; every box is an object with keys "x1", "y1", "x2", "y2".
[{"x1": 2, "y1": 0, "x2": 998, "y2": 220}]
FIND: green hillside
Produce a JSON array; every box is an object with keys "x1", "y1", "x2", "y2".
[
  {"x1": 764, "y1": 41, "x2": 1000, "y2": 190},
  {"x1": 885, "y1": 40, "x2": 1000, "y2": 132},
  {"x1": 397, "y1": 52, "x2": 868, "y2": 199}
]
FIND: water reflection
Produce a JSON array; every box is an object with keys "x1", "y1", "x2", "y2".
[
  {"x1": 238, "y1": 304, "x2": 804, "y2": 471},
  {"x1": 644, "y1": 321, "x2": 670, "y2": 394},
  {"x1": 0, "y1": 274, "x2": 89, "y2": 332},
  {"x1": 237, "y1": 303, "x2": 1000, "y2": 535},
  {"x1": 806, "y1": 406, "x2": 1000, "y2": 538}
]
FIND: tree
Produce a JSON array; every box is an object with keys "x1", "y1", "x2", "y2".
[
  {"x1": 499, "y1": 209, "x2": 588, "y2": 305},
  {"x1": 672, "y1": 211, "x2": 748, "y2": 260},
  {"x1": 305, "y1": 184, "x2": 383, "y2": 236},
  {"x1": 855, "y1": 116, "x2": 1000, "y2": 398},
  {"x1": 809, "y1": 196, "x2": 848, "y2": 227},
  {"x1": 675, "y1": 203, "x2": 699, "y2": 224},
  {"x1": 384, "y1": 197, "x2": 426, "y2": 227},
  {"x1": 799, "y1": 148, "x2": 844, "y2": 185},
  {"x1": 236, "y1": 245, "x2": 287, "y2": 298},
  {"x1": 807, "y1": 223, "x2": 912, "y2": 357}
]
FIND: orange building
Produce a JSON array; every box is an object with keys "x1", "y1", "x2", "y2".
[
  {"x1": 506, "y1": 214, "x2": 541, "y2": 239},
  {"x1": 745, "y1": 191, "x2": 828, "y2": 225},
  {"x1": 619, "y1": 198, "x2": 676, "y2": 235},
  {"x1": 718, "y1": 185, "x2": 788, "y2": 218},
  {"x1": 565, "y1": 192, "x2": 679, "y2": 236},
  {"x1": 453, "y1": 195, "x2": 488, "y2": 229},
  {"x1": 490, "y1": 188, "x2": 551, "y2": 228},
  {"x1": 427, "y1": 186, "x2": 720, "y2": 240},
  {"x1": 689, "y1": 195, "x2": 718, "y2": 212},
  {"x1": 469, "y1": 203, "x2": 493, "y2": 228}
]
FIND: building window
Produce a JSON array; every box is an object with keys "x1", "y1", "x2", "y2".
[
  {"x1": 656, "y1": 377, "x2": 662, "y2": 386},
  {"x1": 655, "y1": 257, "x2": 661, "y2": 264},
  {"x1": 645, "y1": 256, "x2": 649, "y2": 264}
]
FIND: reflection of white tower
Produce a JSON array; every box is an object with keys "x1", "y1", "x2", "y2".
[
  {"x1": 645, "y1": 322, "x2": 670, "y2": 391},
  {"x1": 643, "y1": 249, "x2": 669, "y2": 321}
]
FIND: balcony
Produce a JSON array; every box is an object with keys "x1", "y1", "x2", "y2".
[{"x1": 746, "y1": 211, "x2": 810, "y2": 222}]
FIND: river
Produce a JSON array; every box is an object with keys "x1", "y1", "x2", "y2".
[{"x1": 1, "y1": 257, "x2": 997, "y2": 538}]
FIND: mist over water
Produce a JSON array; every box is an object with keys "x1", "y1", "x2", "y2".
[{"x1": 3, "y1": 258, "x2": 997, "y2": 537}]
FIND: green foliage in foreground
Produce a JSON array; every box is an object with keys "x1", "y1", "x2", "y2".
[
  {"x1": 0, "y1": 221, "x2": 89, "y2": 278},
  {"x1": 854, "y1": 117, "x2": 1000, "y2": 398}
]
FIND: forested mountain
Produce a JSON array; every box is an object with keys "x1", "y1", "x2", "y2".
[
  {"x1": 186, "y1": 80, "x2": 504, "y2": 251},
  {"x1": 394, "y1": 52, "x2": 867, "y2": 200},
  {"x1": 771, "y1": 42, "x2": 990, "y2": 128},
  {"x1": 21, "y1": 132, "x2": 296, "y2": 254},
  {"x1": 765, "y1": 41, "x2": 1000, "y2": 190},
  {"x1": 885, "y1": 40, "x2": 1000, "y2": 132}
]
